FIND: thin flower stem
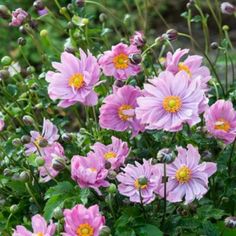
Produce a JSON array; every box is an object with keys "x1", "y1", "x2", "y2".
[
  {"x1": 228, "y1": 139, "x2": 236, "y2": 177},
  {"x1": 138, "y1": 188, "x2": 147, "y2": 220},
  {"x1": 224, "y1": 52, "x2": 228, "y2": 92},
  {"x1": 25, "y1": 183, "x2": 41, "y2": 210},
  {"x1": 229, "y1": 55, "x2": 235, "y2": 84}
]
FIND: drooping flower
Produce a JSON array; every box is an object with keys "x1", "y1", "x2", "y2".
[
  {"x1": 221, "y1": 2, "x2": 236, "y2": 15},
  {"x1": 46, "y1": 50, "x2": 100, "y2": 108},
  {"x1": 165, "y1": 48, "x2": 211, "y2": 90},
  {"x1": 99, "y1": 43, "x2": 141, "y2": 80},
  {"x1": 156, "y1": 144, "x2": 217, "y2": 204},
  {"x1": 71, "y1": 154, "x2": 109, "y2": 194},
  {"x1": 25, "y1": 119, "x2": 59, "y2": 156},
  {"x1": 91, "y1": 136, "x2": 129, "y2": 170},
  {"x1": 99, "y1": 85, "x2": 145, "y2": 137},
  {"x1": 13, "y1": 214, "x2": 56, "y2": 236},
  {"x1": 130, "y1": 31, "x2": 145, "y2": 47},
  {"x1": 39, "y1": 142, "x2": 67, "y2": 182},
  {"x1": 10, "y1": 8, "x2": 28, "y2": 27},
  {"x1": 136, "y1": 71, "x2": 207, "y2": 132},
  {"x1": 0, "y1": 119, "x2": 4, "y2": 131},
  {"x1": 63, "y1": 204, "x2": 105, "y2": 236},
  {"x1": 204, "y1": 100, "x2": 236, "y2": 144},
  {"x1": 117, "y1": 159, "x2": 162, "y2": 204}
]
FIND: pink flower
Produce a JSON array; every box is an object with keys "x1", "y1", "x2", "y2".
[
  {"x1": 0, "y1": 119, "x2": 4, "y2": 131},
  {"x1": 25, "y1": 119, "x2": 59, "y2": 156},
  {"x1": 71, "y1": 153, "x2": 109, "y2": 195},
  {"x1": 157, "y1": 144, "x2": 217, "y2": 204},
  {"x1": 136, "y1": 71, "x2": 207, "y2": 132},
  {"x1": 99, "y1": 43, "x2": 141, "y2": 80},
  {"x1": 130, "y1": 31, "x2": 145, "y2": 47},
  {"x1": 63, "y1": 204, "x2": 105, "y2": 236},
  {"x1": 10, "y1": 8, "x2": 28, "y2": 27},
  {"x1": 38, "y1": 8, "x2": 48, "y2": 16},
  {"x1": 13, "y1": 214, "x2": 56, "y2": 236},
  {"x1": 117, "y1": 159, "x2": 162, "y2": 204},
  {"x1": 46, "y1": 50, "x2": 100, "y2": 108},
  {"x1": 165, "y1": 48, "x2": 211, "y2": 91},
  {"x1": 91, "y1": 136, "x2": 129, "y2": 170},
  {"x1": 221, "y1": 2, "x2": 236, "y2": 15},
  {"x1": 204, "y1": 100, "x2": 236, "y2": 144},
  {"x1": 39, "y1": 142, "x2": 67, "y2": 182},
  {"x1": 99, "y1": 85, "x2": 145, "y2": 137}
]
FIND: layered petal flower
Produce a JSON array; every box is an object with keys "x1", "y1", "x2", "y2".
[{"x1": 10, "y1": 8, "x2": 28, "y2": 27}]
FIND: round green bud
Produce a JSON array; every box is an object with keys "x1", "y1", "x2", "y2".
[
  {"x1": 38, "y1": 138, "x2": 48, "y2": 148},
  {"x1": 59, "y1": 7, "x2": 68, "y2": 15},
  {"x1": 223, "y1": 25, "x2": 229, "y2": 31},
  {"x1": 21, "y1": 135, "x2": 31, "y2": 144},
  {"x1": 35, "y1": 156, "x2": 45, "y2": 166},
  {"x1": 81, "y1": 18, "x2": 89, "y2": 25},
  {"x1": 53, "y1": 206, "x2": 63, "y2": 219},
  {"x1": 10, "y1": 204, "x2": 19, "y2": 213},
  {"x1": 1, "y1": 56, "x2": 12, "y2": 66},
  {"x1": 12, "y1": 138, "x2": 22, "y2": 146},
  {"x1": 107, "y1": 183, "x2": 117, "y2": 194},
  {"x1": 40, "y1": 29, "x2": 48, "y2": 37},
  {"x1": 19, "y1": 171, "x2": 30, "y2": 182},
  {"x1": 99, "y1": 226, "x2": 111, "y2": 236}
]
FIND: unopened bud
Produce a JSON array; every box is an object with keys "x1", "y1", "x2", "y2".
[
  {"x1": 222, "y1": 25, "x2": 229, "y2": 31},
  {"x1": 10, "y1": 204, "x2": 19, "y2": 213},
  {"x1": 129, "y1": 53, "x2": 142, "y2": 65},
  {"x1": 99, "y1": 13, "x2": 107, "y2": 22},
  {"x1": 18, "y1": 37, "x2": 26, "y2": 46},
  {"x1": 164, "y1": 29, "x2": 178, "y2": 41},
  {"x1": 76, "y1": 0, "x2": 85, "y2": 8},
  {"x1": 61, "y1": 133, "x2": 73, "y2": 142},
  {"x1": 107, "y1": 183, "x2": 117, "y2": 194},
  {"x1": 35, "y1": 156, "x2": 45, "y2": 166},
  {"x1": 22, "y1": 115, "x2": 34, "y2": 126},
  {"x1": 38, "y1": 138, "x2": 48, "y2": 148},
  {"x1": 202, "y1": 150, "x2": 213, "y2": 160},
  {"x1": 225, "y1": 216, "x2": 236, "y2": 228},
  {"x1": 12, "y1": 138, "x2": 22, "y2": 146},
  {"x1": 107, "y1": 170, "x2": 117, "y2": 180},
  {"x1": 19, "y1": 171, "x2": 30, "y2": 182},
  {"x1": 210, "y1": 42, "x2": 218, "y2": 50},
  {"x1": 21, "y1": 135, "x2": 31, "y2": 144},
  {"x1": 157, "y1": 148, "x2": 175, "y2": 163},
  {"x1": 105, "y1": 161, "x2": 112, "y2": 170},
  {"x1": 33, "y1": 0, "x2": 45, "y2": 11},
  {"x1": 99, "y1": 226, "x2": 111, "y2": 236},
  {"x1": 114, "y1": 80, "x2": 124, "y2": 88},
  {"x1": 26, "y1": 66, "x2": 35, "y2": 75},
  {"x1": 40, "y1": 29, "x2": 48, "y2": 37},
  {"x1": 221, "y1": 2, "x2": 236, "y2": 15},
  {"x1": 52, "y1": 157, "x2": 66, "y2": 171},
  {"x1": 0, "y1": 5, "x2": 10, "y2": 19},
  {"x1": 53, "y1": 206, "x2": 63, "y2": 219},
  {"x1": 1, "y1": 56, "x2": 12, "y2": 66},
  {"x1": 0, "y1": 70, "x2": 10, "y2": 80}
]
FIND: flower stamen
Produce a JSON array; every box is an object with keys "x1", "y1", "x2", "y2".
[
  {"x1": 76, "y1": 223, "x2": 94, "y2": 236},
  {"x1": 178, "y1": 62, "x2": 192, "y2": 76},
  {"x1": 113, "y1": 53, "x2": 129, "y2": 69},
  {"x1": 104, "y1": 151, "x2": 117, "y2": 159},
  {"x1": 118, "y1": 104, "x2": 134, "y2": 121},
  {"x1": 162, "y1": 96, "x2": 182, "y2": 113},
  {"x1": 69, "y1": 73, "x2": 84, "y2": 89},
  {"x1": 214, "y1": 118, "x2": 230, "y2": 132},
  {"x1": 175, "y1": 165, "x2": 191, "y2": 184}
]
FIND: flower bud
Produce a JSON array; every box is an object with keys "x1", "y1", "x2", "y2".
[
  {"x1": 33, "y1": 0, "x2": 45, "y2": 11},
  {"x1": 163, "y1": 29, "x2": 178, "y2": 41},
  {"x1": 0, "y1": 5, "x2": 11, "y2": 19},
  {"x1": 67, "y1": 21, "x2": 74, "y2": 29},
  {"x1": 107, "y1": 183, "x2": 117, "y2": 194},
  {"x1": 99, "y1": 13, "x2": 107, "y2": 22},
  {"x1": 22, "y1": 115, "x2": 34, "y2": 126},
  {"x1": 99, "y1": 226, "x2": 111, "y2": 236},
  {"x1": 130, "y1": 31, "x2": 146, "y2": 47},
  {"x1": 105, "y1": 161, "x2": 112, "y2": 170},
  {"x1": 19, "y1": 171, "x2": 30, "y2": 182},
  {"x1": 1, "y1": 56, "x2": 12, "y2": 66},
  {"x1": 10, "y1": 8, "x2": 29, "y2": 27},
  {"x1": 38, "y1": 138, "x2": 48, "y2": 148},
  {"x1": 76, "y1": 0, "x2": 85, "y2": 8},
  {"x1": 12, "y1": 138, "x2": 22, "y2": 146},
  {"x1": 17, "y1": 37, "x2": 26, "y2": 46},
  {"x1": 53, "y1": 206, "x2": 63, "y2": 219},
  {"x1": 81, "y1": 18, "x2": 89, "y2": 25},
  {"x1": 157, "y1": 148, "x2": 175, "y2": 163},
  {"x1": 52, "y1": 157, "x2": 66, "y2": 171},
  {"x1": 114, "y1": 80, "x2": 124, "y2": 88},
  {"x1": 225, "y1": 216, "x2": 236, "y2": 228},
  {"x1": 29, "y1": 19, "x2": 38, "y2": 29},
  {"x1": 59, "y1": 7, "x2": 68, "y2": 15},
  {"x1": 40, "y1": 29, "x2": 48, "y2": 37},
  {"x1": 3, "y1": 168, "x2": 11, "y2": 176},
  {"x1": 210, "y1": 42, "x2": 218, "y2": 50},
  {"x1": 0, "y1": 69, "x2": 10, "y2": 80},
  {"x1": 10, "y1": 204, "x2": 19, "y2": 213},
  {"x1": 222, "y1": 25, "x2": 229, "y2": 31},
  {"x1": 35, "y1": 156, "x2": 45, "y2": 166},
  {"x1": 19, "y1": 25, "x2": 27, "y2": 34},
  {"x1": 61, "y1": 133, "x2": 73, "y2": 142},
  {"x1": 107, "y1": 170, "x2": 117, "y2": 180},
  {"x1": 202, "y1": 150, "x2": 213, "y2": 161},
  {"x1": 26, "y1": 66, "x2": 35, "y2": 74},
  {"x1": 21, "y1": 135, "x2": 31, "y2": 144},
  {"x1": 221, "y1": 2, "x2": 236, "y2": 15},
  {"x1": 129, "y1": 53, "x2": 142, "y2": 65},
  {"x1": 65, "y1": 47, "x2": 76, "y2": 54}
]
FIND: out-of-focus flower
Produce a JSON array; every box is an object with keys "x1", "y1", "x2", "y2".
[
  {"x1": 0, "y1": 119, "x2": 4, "y2": 131},
  {"x1": 117, "y1": 159, "x2": 162, "y2": 204},
  {"x1": 136, "y1": 71, "x2": 207, "y2": 132},
  {"x1": 38, "y1": 8, "x2": 48, "y2": 16},
  {"x1": 46, "y1": 50, "x2": 100, "y2": 108},
  {"x1": 221, "y1": 2, "x2": 236, "y2": 15},
  {"x1": 162, "y1": 29, "x2": 178, "y2": 41},
  {"x1": 63, "y1": 204, "x2": 105, "y2": 236},
  {"x1": 71, "y1": 153, "x2": 109, "y2": 195},
  {"x1": 13, "y1": 214, "x2": 56, "y2": 236},
  {"x1": 157, "y1": 144, "x2": 217, "y2": 204},
  {"x1": 204, "y1": 100, "x2": 236, "y2": 144},
  {"x1": 39, "y1": 142, "x2": 67, "y2": 182},
  {"x1": 25, "y1": 119, "x2": 59, "y2": 155},
  {"x1": 99, "y1": 85, "x2": 145, "y2": 137},
  {"x1": 225, "y1": 216, "x2": 236, "y2": 228},
  {"x1": 165, "y1": 48, "x2": 211, "y2": 91},
  {"x1": 90, "y1": 136, "x2": 129, "y2": 170},
  {"x1": 10, "y1": 8, "x2": 28, "y2": 27},
  {"x1": 130, "y1": 31, "x2": 145, "y2": 47},
  {"x1": 99, "y1": 43, "x2": 141, "y2": 80},
  {"x1": 8, "y1": 62, "x2": 21, "y2": 77},
  {"x1": 0, "y1": 5, "x2": 11, "y2": 19}
]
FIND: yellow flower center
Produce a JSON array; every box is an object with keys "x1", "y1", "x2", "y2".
[
  {"x1": 68, "y1": 73, "x2": 84, "y2": 89},
  {"x1": 162, "y1": 96, "x2": 182, "y2": 113},
  {"x1": 178, "y1": 62, "x2": 192, "y2": 76},
  {"x1": 159, "y1": 57, "x2": 166, "y2": 64},
  {"x1": 35, "y1": 233, "x2": 44, "y2": 236},
  {"x1": 89, "y1": 168, "x2": 97, "y2": 172},
  {"x1": 33, "y1": 135, "x2": 43, "y2": 148},
  {"x1": 104, "y1": 151, "x2": 117, "y2": 160},
  {"x1": 76, "y1": 223, "x2": 94, "y2": 236},
  {"x1": 134, "y1": 179, "x2": 147, "y2": 189},
  {"x1": 118, "y1": 104, "x2": 134, "y2": 121},
  {"x1": 214, "y1": 118, "x2": 230, "y2": 132},
  {"x1": 113, "y1": 53, "x2": 129, "y2": 69},
  {"x1": 175, "y1": 165, "x2": 191, "y2": 184}
]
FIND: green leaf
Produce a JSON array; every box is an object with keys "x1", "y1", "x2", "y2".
[{"x1": 135, "y1": 224, "x2": 163, "y2": 236}]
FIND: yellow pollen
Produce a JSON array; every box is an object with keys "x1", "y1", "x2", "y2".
[
  {"x1": 76, "y1": 223, "x2": 94, "y2": 236},
  {"x1": 113, "y1": 53, "x2": 129, "y2": 69},
  {"x1": 175, "y1": 165, "x2": 191, "y2": 184},
  {"x1": 36, "y1": 233, "x2": 44, "y2": 236},
  {"x1": 89, "y1": 168, "x2": 97, "y2": 172},
  {"x1": 162, "y1": 96, "x2": 182, "y2": 113},
  {"x1": 214, "y1": 118, "x2": 230, "y2": 132},
  {"x1": 118, "y1": 104, "x2": 134, "y2": 121},
  {"x1": 178, "y1": 62, "x2": 192, "y2": 76},
  {"x1": 33, "y1": 135, "x2": 43, "y2": 148},
  {"x1": 134, "y1": 179, "x2": 147, "y2": 189},
  {"x1": 68, "y1": 73, "x2": 84, "y2": 89},
  {"x1": 104, "y1": 151, "x2": 117, "y2": 160},
  {"x1": 159, "y1": 57, "x2": 166, "y2": 64}
]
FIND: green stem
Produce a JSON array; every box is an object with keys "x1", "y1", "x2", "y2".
[
  {"x1": 228, "y1": 139, "x2": 236, "y2": 177},
  {"x1": 25, "y1": 183, "x2": 41, "y2": 210}
]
